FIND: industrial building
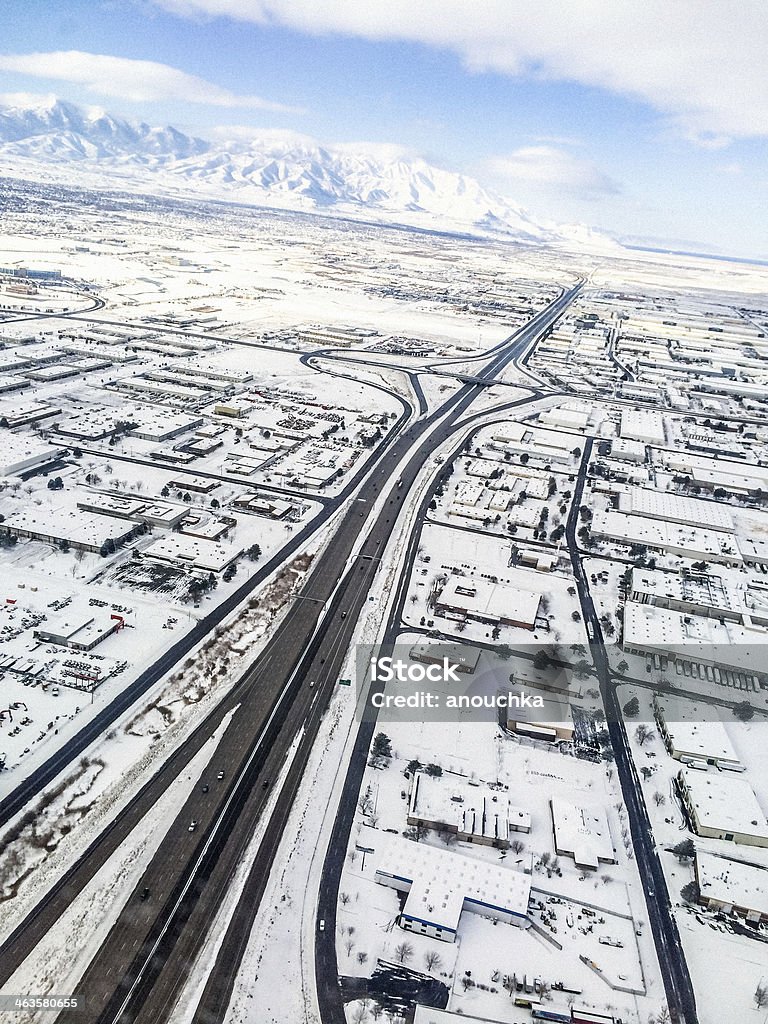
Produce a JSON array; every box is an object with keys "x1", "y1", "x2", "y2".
[
  {"x1": 617, "y1": 489, "x2": 734, "y2": 532},
  {"x1": 591, "y1": 511, "x2": 741, "y2": 565},
  {"x1": 0, "y1": 433, "x2": 65, "y2": 477},
  {"x1": 2, "y1": 506, "x2": 140, "y2": 553},
  {"x1": 677, "y1": 769, "x2": 768, "y2": 847},
  {"x1": 373, "y1": 830, "x2": 531, "y2": 942},
  {"x1": 653, "y1": 697, "x2": 743, "y2": 769},
  {"x1": 34, "y1": 613, "x2": 124, "y2": 652},
  {"x1": 694, "y1": 851, "x2": 768, "y2": 924},
  {"x1": 407, "y1": 771, "x2": 530, "y2": 847},
  {"x1": 409, "y1": 642, "x2": 482, "y2": 675},
  {"x1": 550, "y1": 798, "x2": 617, "y2": 870},
  {"x1": 435, "y1": 576, "x2": 541, "y2": 629},
  {"x1": 622, "y1": 601, "x2": 768, "y2": 677}
]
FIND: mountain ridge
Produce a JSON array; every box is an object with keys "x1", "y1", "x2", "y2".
[{"x1": 0, "y1": 97, "x2": 615, "y2": 248}]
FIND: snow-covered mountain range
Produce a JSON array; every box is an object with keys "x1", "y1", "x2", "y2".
[{"x1": 0, "y1": 97, "x2": 614, "y2": 247}]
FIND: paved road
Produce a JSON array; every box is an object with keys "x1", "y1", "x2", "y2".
[
  {"x1": 0, "y1": 284, "x2": 578, "y2": 1020},
  {"x1": 565, "y1": 439, "x2": 698, "y2": 1024}
]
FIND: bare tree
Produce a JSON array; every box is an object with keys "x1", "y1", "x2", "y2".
[
  {"x1": 344, "y1": 938, "x2": 355, "y2": 957},
  {"x1": 635, "y1": 724, "x2": 655, "y2": 746},
  {"x1": 424, "y1": 950, "x2": 442, "y2": 972},
  {"x1": 653, "y1": 791, "x2": 666, "y2": 807},
  {"x1": 394, "y1": 941, "x2": 414, "y2": 964},
  {"x1": 755, "y1": 984, "x2": 768, "y2": 1009},
  {"x1": 510, "y1": 838, "x2": 525, "y2": 855},
  {"x1": 357, "y1": 951, "x2": 368, "y2": 966},
  {"x1": 340, "y1": 892, "x2": 351, "y2": 906}
]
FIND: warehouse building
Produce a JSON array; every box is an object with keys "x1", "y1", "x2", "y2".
[
  {"x1": 694, "y1": 851, "x2": 768, "y2": 924},
  {"x1": 2, "y1": 506, "x2": 139, "y2": 553},
  {"x1": 0, "y1": 433, "x2": 65, "y2": 477},
  {"x1": 677, "y1": 769, "x2": 768, "y2": 847},
  {"x1": 407, "y1": 771, "x2": 530, "y2": 848},
  {"x1": 550, "y1": 798, "x2": 616, "y2": 870},
  {"x1": 435, "y1": 576, "x2": 541, "y2": 629},
  {"x1": 653, "y1": 697, "x2": 743, "y2": 769},
  {"x1": 373, "y1": 830, "x2": 531, "y2": 942}
]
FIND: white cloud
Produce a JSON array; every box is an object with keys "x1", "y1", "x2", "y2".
[
  {"x1": 486, "y1": 146, "x2": 620, "y2": 199},
  {"x1": 153, "y1": 0, "x2": 768, "y2": 142},
  {"x1": 0, "y1": 51, "x2": 302, "y2": 113},
  {"x1": 0, "y1": 90, "x2": 59, "y2": 108}
]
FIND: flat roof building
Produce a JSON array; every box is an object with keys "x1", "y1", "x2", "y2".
[
  {"x1": 620, "y1": 410, "x2": 665, "y2": 445},
  {"x1": 373, "y1": 831, "x2": 531, "y2": 943},
  {"x1": 34, "y1": 613, "x2": 122, "y2": 651},
  {"x1": 0, "y1": 433, "x2": 65, "y2": 477},
  {"x1": 678, "y1": 769, "x2": 768, "y2": 847},
  {"x1": 550, "y1": 798, "x2": 616, "y2": 870},
  {"x1": 591, "y1": 511, "x2": 741, "y2": 565},
  {"x1": 617, "y1": 489, "x2": 733, "y2": 532},
  {"x1": 435, "y1": 576, "x2": 541, "y2": 630},
  {"x1": 409, "y1": 642, "x2": 482, "y2": 675},
  {"x1": 695, "y1": 851, "x2": 768, "y2": 924},
  {"x1": 408, "y1": 771, "x2": 530, "y2": 848},
  {"x1": 653, "y1": 697, "x2": 742, "y2": 769},
  {"x1": 3, "y1": 506, "x2": 139, "y2": 553},
  {"x1": 142, "y1": 534, "x2": 240, "y2": 572}
]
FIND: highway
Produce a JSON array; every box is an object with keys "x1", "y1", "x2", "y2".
[{"x1": 0, "y1": 284, "x2": 580, "y2": 1023}]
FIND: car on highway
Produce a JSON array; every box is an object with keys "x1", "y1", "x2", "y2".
[
  {"x1": 189, "y1": 820, "x2": 198, "y2": 832},
  {"x1": 309, "y1": 679, "x2": 316, "y2": 688},
  {"x1": 217, "y1": 771, "x2": 225, "y2": 780},
  {"x1": 340, "y1": 611, "x2": 347, "y2": 619},
  {"x1": 202, "y1": 784, "x2": 209, "y2": 793},
  {"x1": 140, "y1": 887, "x2": 150, "y2": 900},
  {"x1": 319, "y1": 919, "x2": 325, "y2": 931}
]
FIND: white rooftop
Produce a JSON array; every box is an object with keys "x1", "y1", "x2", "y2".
[
  {"x1": 654, "y1": 697, "x2": 742, "y2": 765},
  {"x1": 618, "y1": 488, "x2": 734, "y2": 532},
  {"x1": 550, "y1": 797, "x2": 616, "y2": 869},
  {"x1": 373, "y1": 830, "x2": 531, "y2": 935},
  {"x1": 696, "y1": 851, "x2": 768, "y2": 917},
  {"x1": 680, "y1": 769, "x2": 768, "y2": 841},
  {"x1": 437, "y1": 575, "x2": 541, "y2": 626}
]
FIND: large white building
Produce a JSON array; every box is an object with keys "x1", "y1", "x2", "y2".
[
  {"x1": 695, "y1": 851, "x2": 768, "y2": 924},
  {"x1": 3, "y1": 506, "x2": 140, "y2": 553},
  {"x1": 617, "y1": 489, "x2": 734, "y2": 532},
  {"x1": 653, "y1": 697, "x2": 743, "y2": 769},
  {"x1": 591, "y1": 510, "x2": 741, "y2": 565},
  {"x1": 435, "y1": 576, "x2": 541, "y2": 629},
  {"x1": 622, "y1": 601, "x2": 768, "y2": 676},
  {"x1": 0, "y1": 432, "x2": 65, "y2": 476},
  {"x1": 373, "y1": 831, "x2": 531, "y2": 942},
  {"x1": 407, "y1": 771, "x2": 530, "y2": 848},
  {"x1": 677, "y1": 769, "x2": 768, "y2": 848},
  {"x1": 550, "y1": 798, "x2": 616, "y2": 870},
  {"x1": 620, "y1": 409, "x2": 665, "y2": 445}
]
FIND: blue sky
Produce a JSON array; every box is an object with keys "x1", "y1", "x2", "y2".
[{"x1": 0, "y1": 0, "x2": 766, "y2": 257}]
